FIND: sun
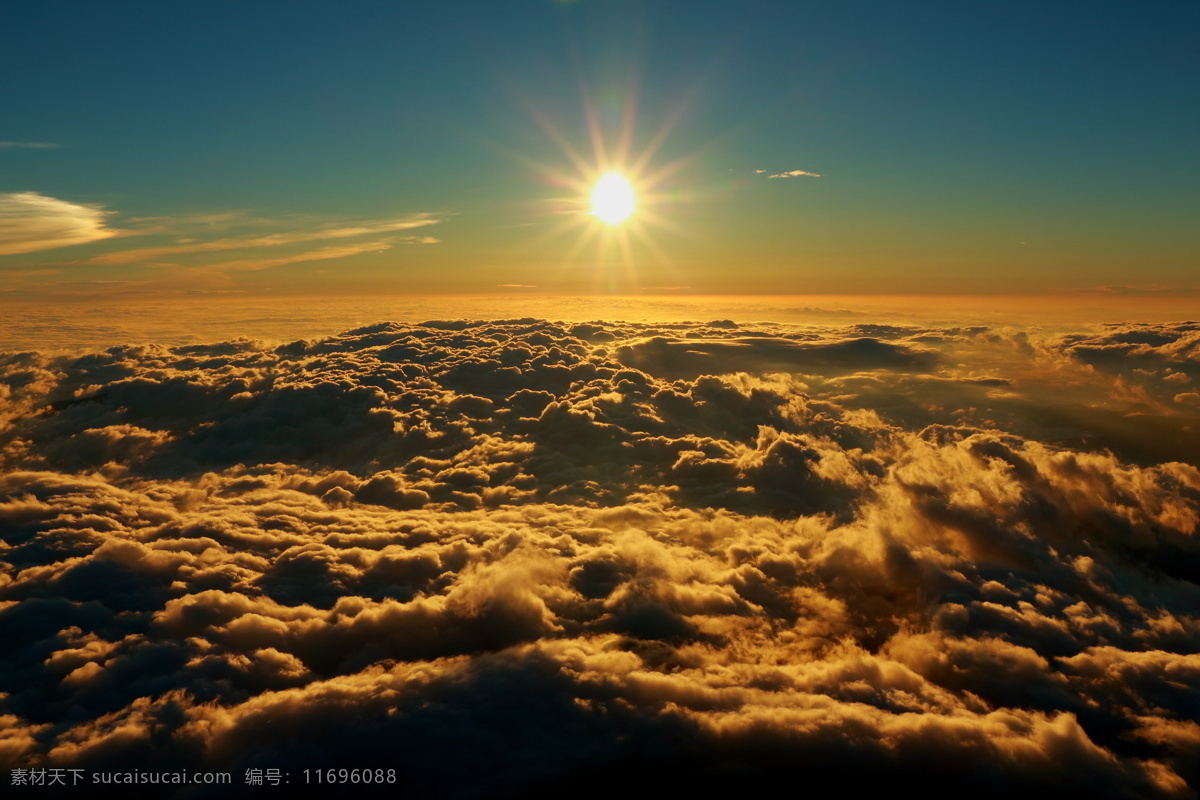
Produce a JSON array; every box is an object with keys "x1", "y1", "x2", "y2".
[
  {"x1": 507, "y1": 73, "x2": 706, "y2": 289},
  {"x1": 589, "y1": 172, "x2": 635, "y2": 225}
]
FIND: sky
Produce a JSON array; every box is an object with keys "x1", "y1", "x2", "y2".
[{"x1": 1, "y1": 0, "x2": 1197, "y2": 298}]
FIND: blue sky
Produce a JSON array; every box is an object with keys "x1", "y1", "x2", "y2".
[{"x1": 1, "y1": 0, "x2": 1197, "y2": 296}]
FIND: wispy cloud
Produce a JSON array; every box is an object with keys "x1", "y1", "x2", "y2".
[
  {"x1": 190, "y1": 240, "x2": 394, "y2": 273},
  {"x1": 1065, "y1": 284, "x2": 1200, "y2": 296},
  {"x1": 0, "y1": 141, "x2": 59, "y2": 149},
  {"x1": 754, "y1": 169, "x2": 767, "y2": 174},
  {"x1": 87, "y1": 213, "x2": 446, "y2": 264},
  {"x1": 0, "y1": 192, "x2": 117, "y2": 255},
  {"x1": 769, "y1": 169, "x2": 822, "y2": 178}
]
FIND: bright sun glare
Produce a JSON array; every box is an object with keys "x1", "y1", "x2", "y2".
[{"x1": 589, "y1": 173, "x2": 635, "y2": 225}]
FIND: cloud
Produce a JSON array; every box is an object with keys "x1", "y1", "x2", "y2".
[
  {"x1": 768, "y1": 169, "x2": 822, "y2": 178},
  {"x1": 1, "y1": 318, "x2": 1198, "y2": 795},
  {"x1": 191, "y1": 240, "x2": 394, "y2": 272},
  {"x1": 0, "y1": 142, "x2": 59, "y2": 149},
  {"x1": 0, "y1": 192, "x2": 117, "y2": 256},
  {"x1": 1066, "y1": 285, "x2": 1200, "y2": 296},
  {"x1": 616, "y1": 334, "x2": 938, "y2": 379},
  {"x1": 86, "y1": 214, "x2": 446, "y2": 265}
]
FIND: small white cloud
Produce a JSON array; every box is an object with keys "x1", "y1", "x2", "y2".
[
  {"x1": 755, "y1": 169, "x2": 767, "y2": 174},
  {"x1": 0, "y1": 192, "x2": 117, "y2": 255},
  {"x1": 769, "y1": 169, "x2": 822, "y2": 178}
]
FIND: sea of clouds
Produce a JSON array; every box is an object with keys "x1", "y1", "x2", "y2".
[{"x1": 2, "y1": 316, "x2": 1198, "y2": 797}]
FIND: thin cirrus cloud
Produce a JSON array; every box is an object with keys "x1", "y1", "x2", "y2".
[
  {"x1": 1071, "y1": 285, "x2": 1200, "y2": 296},
  {"x1": 0, "y1": 192, "x2": 117, "y2": 256},
  {"x1": 86, "y1": 213, "x2": 446, "y2": 265},
  {"x1": 768, "y1": 169, "x2": 822, "y2": 178},
  {"x1": 187, "y1": 239, "x2": 398, "y2": 273},
  {"x1": 0, "y1": 141, "x2": 59, "y2": 149}
]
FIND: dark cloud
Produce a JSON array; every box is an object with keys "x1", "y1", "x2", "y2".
[
  {"x1": 1, "y1": 318, "x2": 1198, "y2": 797},
  {"x1": 616, "y1": 334, "x2": 939, "y2": 379}
]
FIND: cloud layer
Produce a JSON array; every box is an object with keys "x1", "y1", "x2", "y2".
[{"x1": 1, "y1": 317, "x2": 1197, "y2": 796}]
